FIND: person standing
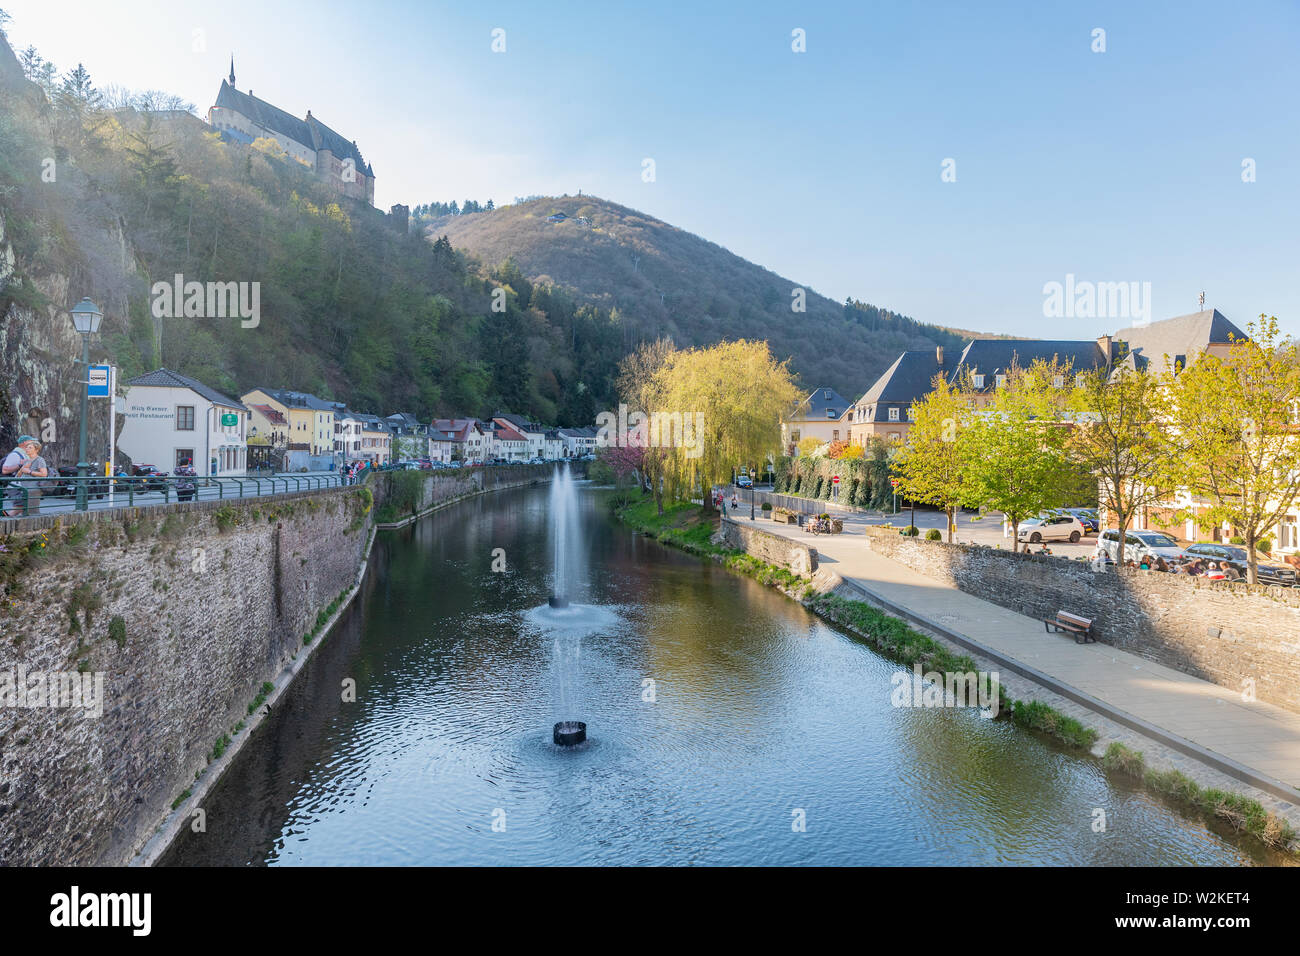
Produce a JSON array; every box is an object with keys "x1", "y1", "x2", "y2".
[{"x1": 3, "y1": 435, "x2": 48, "y2": 516}]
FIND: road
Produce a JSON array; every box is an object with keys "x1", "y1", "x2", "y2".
[
  {"x1": 728, "y1": 483, "x2": 1102, "y2": 560},
  {"x1": 3, "y1": 472, "x2": 346, "y2": 520}
]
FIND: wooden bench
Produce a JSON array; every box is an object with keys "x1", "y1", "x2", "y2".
[{"x1": 1044, "y1": 610, "x2": 1095, "y2": 644}]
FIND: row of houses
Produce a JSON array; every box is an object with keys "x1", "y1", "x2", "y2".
[
  {"x1": 780, "y1": 309, "x2": 1300, "y2": 558},
  {"x1": 116, "y1": 370, "x2": 598, "y2": 476}
]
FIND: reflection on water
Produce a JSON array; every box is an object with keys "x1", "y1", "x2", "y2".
[{"x1": 163, "y1": 485, "x2": 1284, "y2": 866}]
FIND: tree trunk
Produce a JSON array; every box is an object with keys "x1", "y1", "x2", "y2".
[
  {"x1": 946, "y1": 506, "x2": 955, "y2": 543},
  {"x1": 1246, "y1": 528, "x2": 1259, "y2": 585}
]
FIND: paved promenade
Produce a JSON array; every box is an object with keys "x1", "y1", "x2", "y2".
[{"x1": 730, "y1": 510, "x2": 1300, "y2": 805}]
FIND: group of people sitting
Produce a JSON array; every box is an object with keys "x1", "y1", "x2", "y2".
[{"x1": 1092, "y1": 549, "x2": 1242, "y2": 580}]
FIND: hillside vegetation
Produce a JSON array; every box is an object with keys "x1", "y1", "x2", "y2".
[{"x1": 430, "y1": 195, "x2": 989, "y2": 399}]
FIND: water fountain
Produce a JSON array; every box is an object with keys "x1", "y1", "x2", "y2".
[{"x1": 548, "y1": 463, "x2": 585, "y2": 745}]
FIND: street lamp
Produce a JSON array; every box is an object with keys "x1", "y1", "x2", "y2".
[{"x1": 70, "y1": 297, "x2": 103, "y2": 511}]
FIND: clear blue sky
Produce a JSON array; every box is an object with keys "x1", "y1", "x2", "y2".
[{"x1": 5, "y1": 0, "x2": 1298, "y2": 338}]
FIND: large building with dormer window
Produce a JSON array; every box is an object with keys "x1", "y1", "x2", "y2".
[{"x1": 206, "y1": 58, "x2": 375, "y2": 205}]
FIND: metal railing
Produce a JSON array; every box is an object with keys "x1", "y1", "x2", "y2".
[
  {"x1": 0, "y1": 473, "x2": 345, "y2": 518},
  {"x1": 733, "y1": 486, "x2": 864, "y2": 518}
]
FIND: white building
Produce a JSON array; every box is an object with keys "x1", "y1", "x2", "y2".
[
  {"x1": 558, "y1": 426, "x2": 598, "y2": 457},
  {"x1": 494, "y1": 414, "x2": 546, "y2": 458},
  {"x1": 433, "y1": 419, "x2": 488, "y2": 463},
  {"x1": 119, "y1": 368, "x2": 248, "y2": 476}
]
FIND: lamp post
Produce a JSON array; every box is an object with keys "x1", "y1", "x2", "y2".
[
  {"x1": 70, "y1": 297, "x2": 103, "y2": 512},
  {"x1": 750, "y1": 464, "x2": 755, "y2": 521}
]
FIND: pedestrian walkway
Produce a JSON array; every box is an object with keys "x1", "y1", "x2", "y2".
[{"x1": 731, "y1": 511, "x2": 1300, "y2": 804}]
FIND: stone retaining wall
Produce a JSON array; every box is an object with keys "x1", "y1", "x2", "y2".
[
  {"x1": 722, "y1": 519, "x2": 818, "y2": 574},
  {"x1": 860, "y1": 526, "x2": 1300, "y2": 712}
]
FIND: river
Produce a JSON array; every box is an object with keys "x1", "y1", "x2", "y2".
[{"x1": 162, "y1": 483, "x2": 1280, "y2": 865}]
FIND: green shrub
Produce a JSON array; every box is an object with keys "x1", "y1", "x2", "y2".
[
  {"x1": 1258, "y1": 538, "x2": 1273, "y2": 555},
  {"x1": 760, "y1": 502, "x2": 772, "y2": 511},
  {"x1": 925, "y1": 529, "x2": 942, "y2": 541},
  {"x1": 1229, "y1": 535, "x2": 1245, "y2": 545},
  {"x1": 902, "y1": 525, "x2": 919, "y2": 537}
]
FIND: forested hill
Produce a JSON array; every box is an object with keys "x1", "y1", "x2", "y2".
[
  {"x1": 0, "y1": 21, "x2": 995, "y2": 443},
  {"x1": 429, "y1": 195, "x2": 990, "y2": 399},
  {"x1": 0, "y1": 31, "x2": 619, "y2": 431}
]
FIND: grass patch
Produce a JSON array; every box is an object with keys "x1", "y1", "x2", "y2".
[
  {"x1": 1104, "y1": 742, "x2": 1296, "y2": 850},
  {"x1": 1010, "y1": 699, "x2": 1098, "y2": 750}
]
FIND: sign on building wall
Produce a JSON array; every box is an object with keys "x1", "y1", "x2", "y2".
[{"x1": 221, "y1": 412, "x2": 239, "y2": 427}]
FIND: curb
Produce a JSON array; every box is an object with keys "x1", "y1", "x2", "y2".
[{"x1": 828, "y1": 573, "x2": 1300, "y2": 808}]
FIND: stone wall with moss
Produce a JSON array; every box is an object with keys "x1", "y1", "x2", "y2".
[{"x1": 0, "y1": 485, "x2": 373, "y2": 865}]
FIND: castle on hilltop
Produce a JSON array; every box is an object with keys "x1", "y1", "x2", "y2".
[{"x1": 206, "y1": 58, "x2": 375, "y2": 205}]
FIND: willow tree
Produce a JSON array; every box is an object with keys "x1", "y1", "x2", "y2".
[
  {"x1": 616, "y1": 337, "x2": 676, "y2": 514},
  {"x1": 653, "y1": 339, "x2": 801, "y2": 512},
  {"x1": 893, "y1": 373, "x2": 971, "y2": 542},
  {"x1": 1067, "y1": 363, "x2": 1176, "y2": 567},
  {"x1": 1166, "y1": 316, "x2": 1300, "y2": 584}
]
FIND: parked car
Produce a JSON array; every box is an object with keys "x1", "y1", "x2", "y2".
[
  {"x1": 1058, "y1": 507, "x2": 1100, "y2": 534},
  {"x1": 128, "y1": 464, "x2": 169, "y2": 494},
  {"x1": 1182, "y1": 543, "x2": 1298, "y2": 587},
  {"x1": 736, "y1": 475, "x2": 753, "y2": 488},
  {"x1": 1018, "y1": 513, "x2": 1086, "y2": 543},
  {"x1": 1100, "y1": 529, "x2": 1185, "y2": 564}
]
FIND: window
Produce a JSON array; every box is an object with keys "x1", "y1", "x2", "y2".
[
  {"x1": 1053, "y1": 375, "x2": 1064, "y2": 388},
  {"x1": 888, "y1": 407, "x2": 900, "y2": 421},
  {"x1": 1075, "y1": 373, "x2": 1086, "y2": 387},
  {"x1": 832, "y1": 429, "x2": 840, "y2": 441},
  {"x1": 175, "y1": 449, "x2": 193, "y2": 469},
  {"x1": 972, "y1": 374, "x2": 985, "y2": 388},
  {"x1": 826, "y1": 408, "x2": 835, "y2": 418},
  {"x1": 995, "y1": 374, "x2": 1006, "y2": 388},
  {"x1": 906, "y1": 408, "x2": 915, "y2": 421},
  {"x1": 790, "y1": 430, "x2": 800, "y2": 442},
  {"x1": 176, "y1": 406, "x2": 195, "y2": 431}
]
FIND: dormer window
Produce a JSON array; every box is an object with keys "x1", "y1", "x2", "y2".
[
  {"x1": 1053, "y1": 375, "x2": 1064, "y2": 388},
  {"x1": 906, "y1": 407, "x2": 915, "y2": 421},
  {"x1": 888, "y1": 407, "x2": 900, "y2": 422},
  {"x1": 995, "y1": 374, "x2": 1006, "y2": 388},
  {"x1": 972, "y1": 374, "x2": 985, "y2": 389},
  {"x1": 826, "y1": 409, "x2": 835, "y2": 418},
  {"x1": 1075, "y1": 373, "x2": 1086, "y2": 387}
]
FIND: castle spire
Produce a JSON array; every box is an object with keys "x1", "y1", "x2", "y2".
[{"x1": 228, "y1": 55, "x2": 235, "y2": 87}]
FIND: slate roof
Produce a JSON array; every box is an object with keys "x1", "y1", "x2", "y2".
[
  {"x1": 948, "y1": 339, "x2": 1106, "y2": 392},
  {"x1": 855, "y1": 352, "x2": 946, "y2": 414},
  {"x1": 256, "y1": 387, "x2": 335, "y2": 411},
  {"x1": 1112, "y1": 309, "x2": 1247, "y2": 374},
  {"x1": 128, "y1": 368, "x2": 247, "y2": 410},
  {"x1": 789, "y1": 386, "x2": 853, "y2": 422},
  {"x1": 214, "y1": 80, "x2": 373, "y2": 175}
]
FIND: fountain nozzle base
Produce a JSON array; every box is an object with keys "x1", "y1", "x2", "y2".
[{"x1": 553, "y1": 720, "x2": 587, "y2": 746}]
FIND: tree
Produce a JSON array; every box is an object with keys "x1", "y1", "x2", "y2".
[
  {"x1": 1067, "y1": 363, "x2": 1175, "y2": 566},
  {"x1": 616, "y1": 337, "x2": 675, "y2": 513},
  {"x1": 894, "y1": 373, "x2": 970, "y2": 542},
  {"x1": 1167, "y1": 316, "x2": 1300, "y2": 584},
  {"x1": 651, "y1": 339, "x2": 801, "y2": 513},
  {"x1": 961, "y1": 361, "x2": 1073, "y2": 546}
]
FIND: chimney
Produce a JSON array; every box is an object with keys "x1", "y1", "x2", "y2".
[
  {"x1": 1097, "y1": 335, "x2": 1113, "y2": 362},
  {"x1": 936, "y1": 345, "x2": 944, "y2": 366}
]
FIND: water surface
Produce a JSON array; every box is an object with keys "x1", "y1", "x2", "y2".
[{"x1": 164, "y1": 484, "x2": 1282, "y2": 866}]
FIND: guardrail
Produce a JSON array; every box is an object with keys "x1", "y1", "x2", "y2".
[
  {"x1": 733, "y1": 487, "x2": 861, "y2": 517},
  {"x1": 0, "y1": 473, "x2": 345, "y2": 518}
]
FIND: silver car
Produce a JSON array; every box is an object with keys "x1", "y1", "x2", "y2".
[{"x1": 1100, "y1": 529, "x2": 1185, "y2": 564}]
